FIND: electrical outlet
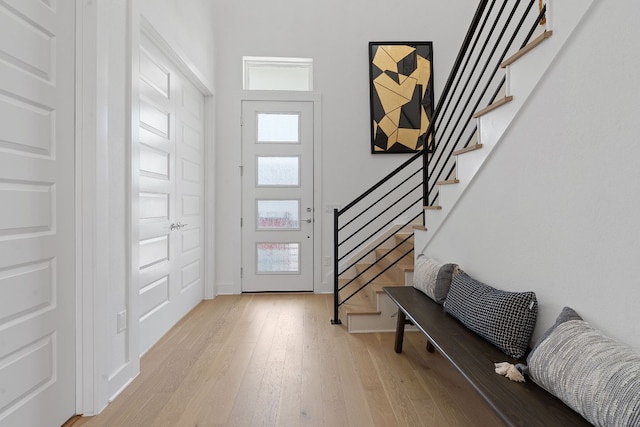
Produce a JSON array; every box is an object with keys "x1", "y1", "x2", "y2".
[
  {"x1": 117, "y1": 310, "x2": 127, "y2": 333},
  {"x1": 323, "y1": 256, "x2": 331, "y2": 267}
]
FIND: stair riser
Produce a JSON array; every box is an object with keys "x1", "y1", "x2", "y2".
[{"x1": 346, "y1": 294, "x2": 401, "y2": 333}]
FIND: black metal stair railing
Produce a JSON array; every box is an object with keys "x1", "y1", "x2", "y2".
[{"x1": 332, "y1": 0, "x2": 548, "y2": 324}]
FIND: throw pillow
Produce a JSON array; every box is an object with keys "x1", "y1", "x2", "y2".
[
  {"x1": 412, "y1": 254, "x2": 457, "y2": 304},
  {"x1": 444, "y1": 271, "x2": 537, "y2": 359},
  {"x1": 530, "y1": 306, "x2": 582, "y2": 354},
  {"x1": 527, "y1": 314, "x2": 640, "y2": 427}
]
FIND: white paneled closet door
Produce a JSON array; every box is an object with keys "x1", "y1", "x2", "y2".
[
  {"x1": 138, "y1": 33, "x2": 205, "y2": 355},
  {"x1": 0, "y1": 1, "x2": 76, "y2": 426}
]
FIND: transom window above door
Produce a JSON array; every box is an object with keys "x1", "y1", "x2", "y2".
[{"x1": 243, "y1": 56, "x2": 313, "y2": 91}]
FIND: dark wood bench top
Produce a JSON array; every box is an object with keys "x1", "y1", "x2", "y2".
[{"x1": 384, "y1": 286, "x2": 591, "y2": 427}]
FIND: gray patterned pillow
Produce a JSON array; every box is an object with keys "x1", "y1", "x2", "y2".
[
  {"x1": 527, "y1": 318, "x2": 640, "y2": 427},
  {"x1": 444, "y1": 271, "x2": 537, "y2": 359},
  {"x1": 412, "y1": 255, "x2": 457, "y2": 304}
]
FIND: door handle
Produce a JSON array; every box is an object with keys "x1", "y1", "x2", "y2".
[
  {"x1": 304, "y1": 218, "x2": 313, "y2": 223},
  {"x1": 170, "y1": 222, "x2": 189, "y2": 231}
]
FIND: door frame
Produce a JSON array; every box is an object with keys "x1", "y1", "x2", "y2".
[
  {"x1": 239, "y1": 91, "x2": 323, "y2": 292},
  {"x1": 76, "y1": 2, "x2": 216, "y2": 415},
  {"x1": 76, "y1": 0, "x2": 107, "y2": 414}
]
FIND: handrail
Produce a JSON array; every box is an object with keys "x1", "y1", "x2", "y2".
[
  {"x1": 339, "y1": 168, "x2": 422, "y2": 233},
  {"x1": 332, "y1": 0, "x2": 546, "y2": 325},
  {"x1": 339, "y1": 212, "x2": 422, "y2": 277},
  {"x1": 339, "y1": 184, "x2": 422, "y2": 257},
  {"x1": 339, "y1": 149, "x2": 423, "y2": 215}
]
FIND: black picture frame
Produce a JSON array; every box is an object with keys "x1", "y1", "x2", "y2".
[{"x1": 369, "y1": 42, "x2": 434, "y2": 153}]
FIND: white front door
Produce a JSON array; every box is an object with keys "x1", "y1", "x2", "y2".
[
  {"x1": 0, "y1": 1, "x2": 76, "y2": 426},
  {"x1": 137, "y1": 33, "x2": 205, "y2": 355},
  {"x1": 241, "y1": 101, "x2": 314, "y2": 292}
]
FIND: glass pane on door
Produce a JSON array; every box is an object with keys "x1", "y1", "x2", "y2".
[
  {"x1": 257, "y1": 199, "x2": 300, "y2": 229},
  {"x1": 257, "y1": 156, "x2": 300, "y2": 186},
  {"x1": 256, "y1": 242, "x2": 300, "y2": 273},
  {"x1": 257, "y1": 113, "x2": 300, "y2": 143}
]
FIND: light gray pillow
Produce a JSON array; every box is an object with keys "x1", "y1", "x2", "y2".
[
  {"x1": 412, "y1": 254, "x2": 457, "y2": 304},
  {"x1": 530, "y1": 306, "x2": 582, "y2": 354},
  {"x1": 527, "y1": 315, "x2": 640, "y2": 427}
]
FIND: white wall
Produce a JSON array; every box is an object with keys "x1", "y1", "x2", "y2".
[
  {"x1": 421, "y1": 0, "x2": 640, "y2": 350},
  {"x1": 139, "y1": 0, "x2": 216, "y2": 90},
  {"x1": 213, "y1": 0, "x2": 478, "y2": 294}
]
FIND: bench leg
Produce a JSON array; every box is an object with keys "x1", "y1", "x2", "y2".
[
  {"x1": 426, "y1": 340, "x2": 435, "y2": 353},
  {"x1": 394, "y1": 310, "x2": 406, "y2": 353}
]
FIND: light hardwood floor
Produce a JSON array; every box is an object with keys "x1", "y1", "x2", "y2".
[{"x1": 74, "y1": 294, "x2": 504, "y2": 427}]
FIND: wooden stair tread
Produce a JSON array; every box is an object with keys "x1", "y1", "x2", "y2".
[
  {"x1": 452, "y1": 144, "x2": 483, "y2": 156},
  {"x1": 355, "y1": 263, "x2": 395, "y2": 284},
  {"x1": 423, "y1": 205, "x2": 442, "y2": 210},
  {"x1": 473, "y1": 96, "x2": 513, "y2": 118},
  {"x1": 345, "y1": 308, "x2": 381, "y2": 316},
  {"x1": 393, "y1": 232, "x2": 414, "y2": 243},
  {"x1": 437, "y1": 178, "x2": 460, "y2": 186},
  {"x1": 393, "y1": 233, "x2": 415, "y2": 252},
  {"x1": 338, "y1": 278, "x2": 361, "y2": 294},
  {"x1": 377, "y1": 260, "x2": 413, "y2": 274},
  {"x1": 340, "y1": 295, "x2": 379, "y2": 316},
  {"x1": 412, "y1": 225, "x2": 427, "y2": 232},
  {"x1": 394, "y1": 231, "x2": 413, "y2": 238},
  {"x1": 339, "y1": 280, "x2": 375, "y2": 306},
  {"x1": 394, "y1": 262, "x2": 414, "y2": 272},
  {"x1": 371, "y1": 281, "x2": 406, "y2": 294},
  {"x1": 375, "y1": 247, "x2": 412, "y2": 263},
  {"x1": 391, "y1": 252, "x2": 414, "y2": 268},
  {"x1": 501, "y1": 30, "x2": 553, "y2": 68}
]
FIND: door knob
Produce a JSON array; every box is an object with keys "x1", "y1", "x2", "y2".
[{"x1": 304, "y1": 218, "x2": 313, "y2": 223}]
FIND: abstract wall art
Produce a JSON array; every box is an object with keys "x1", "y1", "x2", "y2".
[{"x1": 369, "y1": 42, "x2": 434, "y2": 153}]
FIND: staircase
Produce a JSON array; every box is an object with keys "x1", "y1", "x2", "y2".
[
  {"x1": 333, "y1": 0, "x2": 596, "y2": 332},
  {"x1": 338, "y1": 231, "x2": 415, "y2": 332}
]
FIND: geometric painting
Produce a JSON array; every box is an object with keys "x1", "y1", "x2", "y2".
[{"x1": 369, "y1": 42, "x2": 434, "y2": 153}]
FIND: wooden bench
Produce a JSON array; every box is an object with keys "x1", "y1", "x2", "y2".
[{"x1": 384, "y1": 286, "x2": 591, "y2": 427}]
